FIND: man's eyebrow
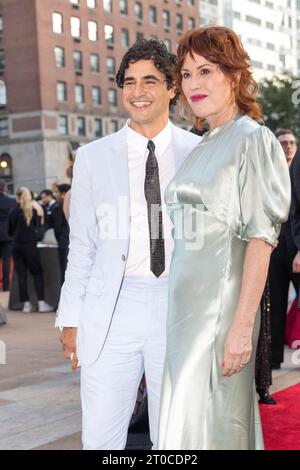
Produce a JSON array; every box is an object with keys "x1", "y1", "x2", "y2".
[
  {"x1": 124, "y1": 75, "x2": 161, "y2": 82},
  {"x1": 143, "y1": 75, "x2": 160, "y2": 81}
]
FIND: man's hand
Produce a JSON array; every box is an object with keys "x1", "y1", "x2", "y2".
[
  {"x1": 60, "y1": 327, "x2": 78, "y2": 372},
  {"x1": 293, "y1": 252, "x2": 300, "y2": 273}
]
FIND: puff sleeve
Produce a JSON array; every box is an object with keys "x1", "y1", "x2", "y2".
[{"x1": 239, "y1": 126, "x2": 291, "y2": 246}]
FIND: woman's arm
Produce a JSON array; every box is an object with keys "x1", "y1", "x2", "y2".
[
  {"x1": 222, "y1": 238, "x2": 272, "y2": 377},
  {"x1": 32, "y1": 200, "x2": 45, "y2": 225}
]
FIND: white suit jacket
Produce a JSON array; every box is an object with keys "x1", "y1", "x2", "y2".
[{"x1": 56, "y1": 123, "x2": 201, "y2": 365}]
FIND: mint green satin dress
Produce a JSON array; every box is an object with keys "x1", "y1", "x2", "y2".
[{"x1": 158, "y1": 115, "x2": 291, "y2": 450}]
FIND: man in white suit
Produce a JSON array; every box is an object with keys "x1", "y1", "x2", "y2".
[{"x1": 56, "y1": 39, "x2": 200, "y2": 450}]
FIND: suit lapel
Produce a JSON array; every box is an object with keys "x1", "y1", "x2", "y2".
[{"x1": 106, "y1": 126, "x2": 130, "y2": 206}]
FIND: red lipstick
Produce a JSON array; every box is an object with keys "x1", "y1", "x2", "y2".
[{"x1": 191, "y1": 94, "x2": 207, "y2": 102}]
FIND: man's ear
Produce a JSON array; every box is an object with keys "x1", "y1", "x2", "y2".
[{"x1": 169, "y1": 85, "x2": 177, "y2": 100}]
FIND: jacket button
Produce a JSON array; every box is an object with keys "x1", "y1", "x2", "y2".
[{"x1": 122, "y1": 255, "x2": 126, "y2": 261}]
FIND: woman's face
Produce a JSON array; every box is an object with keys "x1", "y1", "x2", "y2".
[{"x1": 180, "y1": 53, "x2": 235, "y2": 122}]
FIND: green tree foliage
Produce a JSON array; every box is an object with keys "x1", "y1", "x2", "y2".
[{"x1": 258, "y1": 75, "x2": 300, "y2": 137}]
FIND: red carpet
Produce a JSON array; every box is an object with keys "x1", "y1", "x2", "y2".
[{"x1": 260, "y1": 382, "x2": 300, "y2": 450}]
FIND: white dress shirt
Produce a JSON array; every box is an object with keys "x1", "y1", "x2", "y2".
[{"x1": 125, "y1": 120, "x2": 175, "y2": 278}]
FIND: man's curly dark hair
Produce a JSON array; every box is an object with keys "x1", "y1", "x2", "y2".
[{"x1": 116, "y1": 39, "x2": 179, "y2": 107}]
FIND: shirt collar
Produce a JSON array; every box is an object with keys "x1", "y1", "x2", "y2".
[{"x1": 126, "y1": 120, "x2": 172, "y2": 157}]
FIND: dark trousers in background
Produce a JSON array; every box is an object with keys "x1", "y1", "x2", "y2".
[
  {"x1": 58, "y1": 247, "x2": 68, "y2": 286},
  {"x1": 269, "y1": 243, "x2": 299, "y2": 365},
  {"x1": 0, "y1": 241, "x2": 12, "y2": 291},
  {"x1": 12, "y1": 244, "x2": 45, "y2": 302}
]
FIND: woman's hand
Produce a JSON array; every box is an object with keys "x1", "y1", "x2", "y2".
[{"x1": 222, "y1": 323, "x2": 253, "y2": 377}]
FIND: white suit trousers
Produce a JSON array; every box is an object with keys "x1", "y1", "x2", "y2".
[{"x1": 81, "y1": 277, "x2": 169, "y2": 450}]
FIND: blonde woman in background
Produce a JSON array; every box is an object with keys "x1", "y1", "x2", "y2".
[{"x1": 8, "y1": 187, "x2": 53, "y2": 313}]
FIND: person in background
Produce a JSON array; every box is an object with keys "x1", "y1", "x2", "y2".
[
  {"x1": 0, "y1": 180, "x2": 16, "y2": 291},
  {"x1": 269, "y1": 129, "x2": 299, "y2": 370},
  {"x1": 40, "y1": 189, "x2": 57, "y2": 226},
  {"x1": 51, "y1": 184, "x2": 71, "y2": 286},
  {"x1": 8, "y1": 187, "x2": 54, "y2": 313},
  {"x1": 62, "y1": 166, "x2": 73, "y2": 222}
]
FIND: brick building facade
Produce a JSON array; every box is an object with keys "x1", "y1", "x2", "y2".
[{"x1": 0, "y1": 0, "x2": 199, "y2": 192}]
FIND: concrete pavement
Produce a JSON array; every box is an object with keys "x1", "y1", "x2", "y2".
[
  {"x1": 0, "y1": 292, "x2": 81, "y2": 450},
  {"x1": 0, "y1": 291, "x2": 299, "y2": 450}
]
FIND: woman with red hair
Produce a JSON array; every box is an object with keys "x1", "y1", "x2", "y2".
[{"x1": 158, "y1": 26, "x2": 290, "y2": 450}]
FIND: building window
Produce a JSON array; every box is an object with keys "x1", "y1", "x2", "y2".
[
  {"x1": 188, "y1": 17, "x2": 195, "y2": 29},
  {"x1": 59, "y1": 115, "x2": 69, "y2": 135},
  {"x1": 88, "y1": 21, "x2": 98, "y2": 41},
  {"x1": 54, "y1": 47, "x2": 65, "y2": 68},
  {"x1": 266, "y1": 42, "x2": 275, "y2": 50},
  {"x1": 71, "y1": 16, "x2": 81, "y2": 38},
  {"x1": 75, "y1": 84, "x2": 85, "y2": 104},
  {"x1": 176, "y1": 14, "x2": 183, "y2": 30},
  {"x1": 57, "y1": 81, "x2": 67, "y2": 101},
  {"x1": 251, "y1": 60, "x2": 263, "y2": 69},
  {"x1": 111, "y1": 120, "x2": 118, "y2": 132},
  {"x1": 0, "y1": 16, "x2": 3, "y2": 33},
  {"x1": 92, "y1": 86, "x2": 101, "y2": 105},
  {"x1": 245, "y1": 15, "x2": 261, "y2": 26},
  {"x1": 0, "y1": 118, "x2": 9, "y2": 137},
  {"x1": 119, "y1": 0, "x2": 128, "y2": 15},
  {"x1": 0, "y1": 81, "x2": 7, "y2": 107},
  {"x1": 0, "y1": 49, "x2": 5, "y2": 71},
  {"x1": 95, "y1": 118, "x2": 103, "y2": 137},
  {"x1": 87, "y1": 0, "x2": 97, "y2": 8},
  {"x1": 103, "y1": 0, "x2": 113, "y2": 12},
  {"x1": 163, "y1": 10, "x2": 170, "y2": 29},
  {"x1": 149, "y1": 6, "x2": 157, "y2": 24},
  {"x1": 267, "y1": 64, "x2": 275, "y2": 72},
  {"x1": 52, "y1": 12, "x2": 63, "y2": 34},
  {"x1": 135, "y1": 2, "x2": 143, "y2": 22},
  {"x1": 108, "y1": 89, "x2": 117, "y2": 107},
  {"x1": 121, "y1": 29, "x2": 130, "y2": 48},
  {"x1": 164, "y1": 39, "x2": 171, "y2": 52},
  {"x1": 107, "y1": 57, "x2": 116, "y2": 77},
  {"x1": 266, "y1": 21, "x2": 274, "y2": 29},
  {"x1": 70, "y1": 0, "x2": 80, "y2": 6},
  {"x1": 73, "y1": 51, "x2": 83, "y2": 72},
  {"x1": 297, "y1": 0, "x2": 300, "y2": 9},
  {"x1": 90, "y1": 53, "x2": 100, "y2": 72},
  {"x1": 77, "y1": 117, "x2": 86, "y2": 136},
  {"x1": 188, "y1": 0, "x2": 194, "y2": 5},
  {"x1": 280, "y1": 54, "x2": 286, "y2": 67},
  {"x1": 136, "y1": 32, "x2": 144, "y2": 41},
  {"x1": 104, "y1": 24, "x2": 114, "y2": 47}
]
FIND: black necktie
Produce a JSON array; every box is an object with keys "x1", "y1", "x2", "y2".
[{"x1": 144, "y1": 140, "x2": 165, "y2": 278}]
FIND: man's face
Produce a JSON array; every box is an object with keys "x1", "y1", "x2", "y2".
[
  {"x1": 278, "y1": 133, "x2": 297, "y2": 163},
  {"x1": 40, "y1": 193, "x2": 52, "y2": 205},
  {"x1": 122, "y1": 59, "x2": 176, "y2": 127}
]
